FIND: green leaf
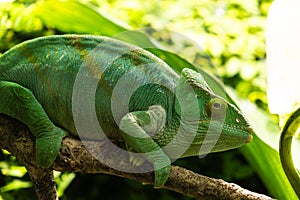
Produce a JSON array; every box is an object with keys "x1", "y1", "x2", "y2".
[
  {"x1": 241, "y1": 136, "x2": 297, "y2": 199},
  {"x1": 230, "y1": 93, "x2": 298, "y2": 199},
  {"x1": 0, "y1": 165, "x2": 27, "y2": 178},
  {"x1": 55, "y1": 172, "x2": 76, "y2": 197},
  {"x1": 34, "y1": 0, "x2": 126, "y2": 35},
  {"x1": 0, "y1": 180, "x2": 32, "y2": 193}
]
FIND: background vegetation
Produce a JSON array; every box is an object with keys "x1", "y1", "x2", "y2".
[{"x1": 0, "y1": 0, "x2": 297, "y2": 199}]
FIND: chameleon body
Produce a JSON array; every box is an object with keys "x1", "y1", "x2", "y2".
[{"x1": 0, "y1": 35, "x2": 252, "y2": 187}]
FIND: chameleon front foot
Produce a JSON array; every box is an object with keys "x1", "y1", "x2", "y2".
[
  {"x1": 153, "y1": 162, "x2": 171, "y2": 188},
  {"x1": 129, "y1": 152, "x2": 171, "y2": 188},
  {"x1": 119, "y1": 105, "x2": 171, "y2": 188}
]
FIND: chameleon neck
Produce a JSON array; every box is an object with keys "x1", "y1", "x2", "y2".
[{"x1": 154, "y1": 111, "x2": 209, "y2": 159}]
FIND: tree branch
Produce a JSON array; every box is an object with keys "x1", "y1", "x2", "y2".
[{"x1": 0, "y1": 114, "x2": 272, "y2": 200}]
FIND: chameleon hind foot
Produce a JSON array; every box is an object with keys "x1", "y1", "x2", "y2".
[
  {"x1": 0, "y1": 81, "x2": 68, "y2": 168},
  {"x1": 36, "y1": 126, "x2": 68, "y2": 168}
]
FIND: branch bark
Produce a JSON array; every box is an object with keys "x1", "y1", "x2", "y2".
[{"x1": 0, "y1": 114, "x2": 272, "y2": 200}]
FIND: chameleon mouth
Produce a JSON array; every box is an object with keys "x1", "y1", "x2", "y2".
[
  {"x1": 166, "y1": 125, "x2": 253, "y2": 159},
  {"x1": 243, "y1": 126, "x2": 253, "y2": 143},
  {"x1": 221, "y1": 120, "x2": 254, "y2": 143},
  {"x1": 235, "y1": 124, "x2": 254, "y2": 143},
  {"x1": 246, "y1": 134, "x2": 253, "y2": 143},
  {"x1": 181, "y1": 119, "x2": 253, "y2": 145}
]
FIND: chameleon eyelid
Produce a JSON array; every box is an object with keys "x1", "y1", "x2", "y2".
[{"x1": 207, "y1": 98, "x2": 228, "y2": 118}]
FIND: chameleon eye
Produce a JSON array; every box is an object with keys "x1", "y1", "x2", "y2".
[{"x1": 207, "y1": 98, "x2": 227, "y2": 119}]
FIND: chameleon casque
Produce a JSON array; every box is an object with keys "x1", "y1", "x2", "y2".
[{"x1": 0, "y1": 35, "x2": 253, "y2": 188}]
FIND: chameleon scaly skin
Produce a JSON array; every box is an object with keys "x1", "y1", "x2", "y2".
[{"x1": 0, "y1": 35, "x2": 252, "y2": 187}]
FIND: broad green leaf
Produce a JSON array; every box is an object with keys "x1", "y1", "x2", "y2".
[
  {"x1": 34, "y1": 0, "x2": 126, "y2": 35},
  {"x1": 241, "y1": 135, "x2": 297, "y2": 199},
  {"x1": 229, "y1": 89, "x2": 298, "y2": 199}
]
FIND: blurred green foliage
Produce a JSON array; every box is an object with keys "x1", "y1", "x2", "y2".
[
  {"x1": 0, "y1": 0, "x2": 270, "y2": 109},
  {"x1": 94, "y1": 0, "x2": 270, "y2": 110},
  {"x1": 0, "y1": 0, "x2": 296, "y2": 199}
]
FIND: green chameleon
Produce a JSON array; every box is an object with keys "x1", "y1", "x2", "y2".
[{"x1": 0, "y1": 35, "x2": 252, "y2": 188}]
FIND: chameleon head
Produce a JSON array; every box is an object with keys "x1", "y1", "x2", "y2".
[{"x1": 171, "y1": 68, "x2": 253, "y2": 158}]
